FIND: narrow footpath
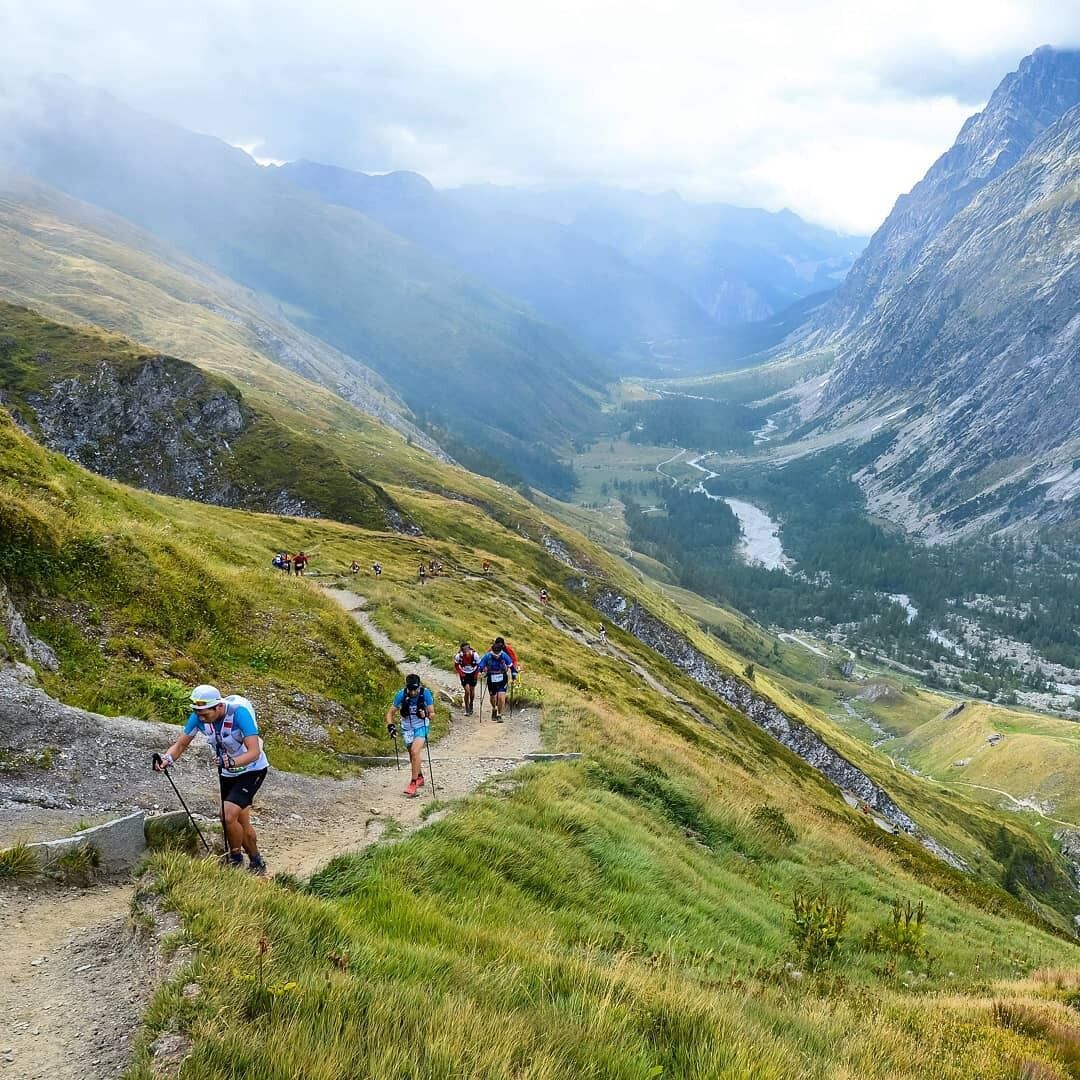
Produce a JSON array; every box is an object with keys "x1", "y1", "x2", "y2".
[{"x1": 0, "y1": 584, "x2": 540, "y2": 1080}]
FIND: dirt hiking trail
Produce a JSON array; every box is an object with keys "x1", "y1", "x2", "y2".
[{"x1": 0, "y1": 584, "x2": 541, "y2": 1080}]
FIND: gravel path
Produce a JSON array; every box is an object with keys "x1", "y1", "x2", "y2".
[{"x1": 0, "y1": 585, "x2": 542, "y2": 1080}]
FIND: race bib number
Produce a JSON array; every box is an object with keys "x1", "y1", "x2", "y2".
[{"x1": 490, "y1": 673, "x2": 505, "y2": 683}]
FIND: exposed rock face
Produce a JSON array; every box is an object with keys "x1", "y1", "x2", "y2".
[
  {"x1": 822, "y1": 46, "x2": 1080, "y2": 340},
  {"x1": 30, "y1": 357, "x2": 251, "y2": 505},
  {"x1": 0, "y1": 304, "x2": 409, "y2": 530},
  {"x1": 807, "y1": 47, "x2": 1080, "y2": 537},
  {"x1": 1, "y1": 581, "x2": 58, "y2": 671},
  {"x1": 592, "y1": 587, "x2": 965, "y2": 868},
  {"x1": 541, "y1": 530, "x2": 588, "y2": 572},
  {"x1": 0, "y1": 666, "x2": 196, "y2": 817},
  {"x1": 1057, "y1": 828, "x2": 1080, "y2": 891}
]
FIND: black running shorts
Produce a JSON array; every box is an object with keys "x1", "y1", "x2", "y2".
[
  {"x1": 459, "y1": 672, "x2": 477, "y2": 687},
  {"x1": 220, "y1": 767, "x2": 268, "y2": 809}
]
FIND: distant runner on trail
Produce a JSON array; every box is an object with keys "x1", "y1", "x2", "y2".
[
  {"x1": 154, "y1": 685, "x2": 270, "y2": 874},
  {"x1": 598, "y1": 623, "x2": 606, "y2": 644},
  {"x1": 387, "y1": 673, "x2": 434, "y2": 797},
  {"x1": 478, "y1": 638, "x2": 518, "y2": 722},
  {"x1": 418, "y1": 563, "x2": 427, "y2": 586},
  {"x1": 482, "y1": 559, "x2": 491, "y2": 575},
  {"x1": 539, "y1": 587, "x2": 549, "y2": 604},
  {"x1": 350, "y1": 560, "x2": 360, "y2": 574},
  {"x1": 373, "y1": 561, "x2": 382, "y2": 577},
  {"x1": 293, "y1": 551, "x2": 309, "y2": 576},
  {"x1": 454, "y1": 641, "x2": 480, "y2": 715}
]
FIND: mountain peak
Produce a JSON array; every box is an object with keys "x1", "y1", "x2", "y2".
[
  {"x1": 817, "y1": 44, "x2": 1080, "y2": 338},
  {"x1": 807, "y1": 45, "x2": 1080, "y2": 536}
]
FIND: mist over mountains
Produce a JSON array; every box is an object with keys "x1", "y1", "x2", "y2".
[
  {"x1": 0, "y1": 79, "x2": 606, "y2": 493},
  {"x1": 280, "y1": 159, "x2": 863, "y2": 369},
  {"x1": 0, "y1": 76, "x2": 869, "y2": 494},
  {"x1": 2, "y1": 46, "x2": 1078, "y2": 531}
]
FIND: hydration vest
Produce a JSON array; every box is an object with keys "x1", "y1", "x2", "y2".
[
  {"x1": 486, "y1": 652, "x2": 511, "y2": 686},
  {"x1": 202, "y1": 696, "x2": 266, "y2": 773},
  {"x1": 457, "y1": 649, "x2": 478, "y2": 674},
  {"x1": 399, "y1": 687, "x2": 429, "y2": 731}
]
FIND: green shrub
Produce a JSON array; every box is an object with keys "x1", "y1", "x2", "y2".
[
  {"x1": 865, "y1": 897, "x2": 928, "y2": 959},
  {"x1": 0, "y1": 842, "x2": 39, "y2": 879},
  {"x1": 751, "y1": 803, "x2": 797, "y2": 844},
  {"x1": 55, "y1": 843, "x2": 101, "y2": 885},
  {"x1": 791, "y1": 890, "x2": 849, "y2": 968},
  {"x1": 509, "y1": 683, "x2": 544, "y2": 708}
]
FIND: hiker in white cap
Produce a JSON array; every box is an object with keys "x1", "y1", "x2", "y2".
[{"x1": 154, "y1": 685, "x2": 270, "y2": 874}]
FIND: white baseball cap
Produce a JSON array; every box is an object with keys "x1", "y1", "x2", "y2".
[{"x1": 189, "y1": 684, "x2": 223, "y2": 710}]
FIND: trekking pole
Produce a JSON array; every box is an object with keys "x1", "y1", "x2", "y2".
[
  {"x1": 152, "y1": 754, "x2": 212, "y2": 853},
  {"x1": 212, "y1": 737, "x2": 229, "y2": 856},
  {"x1": 477, "y1": 680, "x2": 487, "y2": 722},
  {"x1": 424, "y1": 737, "x2": 437, "y2": 798},
  {"x1": 509, "y1": 678, "x2": 516, "y2": 716},
  {"x1": 391, "y1": 731, "x2": 401, "y2": 770}
]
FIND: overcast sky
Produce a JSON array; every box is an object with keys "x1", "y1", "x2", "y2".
[{"x1": 4, "y1": 0, "x2": 1080, "y2": 233}]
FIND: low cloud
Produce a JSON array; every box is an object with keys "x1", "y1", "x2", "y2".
[{"x1": 2, "y1": 0, "x2": 1078, "y2": 232}]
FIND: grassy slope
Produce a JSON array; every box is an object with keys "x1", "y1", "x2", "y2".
[
  {"x1": 4, "y1": 406, "x2": 1080, "y2": 1074},
  {"x1": 648, "y1": 347, "x2": 835, "y2": 401},
  {"x1": 784, "y1": 660, "x2": 1080, "y2": 833},
  {"x1": 129, "y1": 549, "x2": 1080, "y2": 1078},
  {"x1": 0, "y1": 408, "x2": 402, "y2": 772},
  {"x1": 894, "y1": 702, "x2": 1080, "y2": 826},
  {"x1": 0, "y1": 182, "x2": 405, "y2": 420}
]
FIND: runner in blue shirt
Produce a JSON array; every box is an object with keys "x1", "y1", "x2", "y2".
[
  {"x1": 386, "y1": 673, "x2": 434, "y2": 797},
  {"x1": 154, "y1": 684, "x2": 269, "y2": 874},
  {"x1": 477, "y1": 638, "x2": 518, "y2": 722}
]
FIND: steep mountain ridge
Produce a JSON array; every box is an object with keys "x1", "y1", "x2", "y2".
[
  {"x1": 819, "y1": 44, "x2": 1080, "y2": 339},
  {"x1": 0, "y1": 175, "x2": 441, "y2": 455},
  {"x1": 801, "y1": 46, "x2": 1080, "y2": 537}
]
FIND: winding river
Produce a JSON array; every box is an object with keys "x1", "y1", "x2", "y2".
[{"x1": 684, "y1": 454, "x2": 792, "y2": 572}]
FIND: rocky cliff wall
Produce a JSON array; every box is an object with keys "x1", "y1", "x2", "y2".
[{"x1": 592, "y1": 587, "x2": 966, "y2": 869}]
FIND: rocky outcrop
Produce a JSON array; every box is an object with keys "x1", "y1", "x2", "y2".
[
  {"x1": 0, "y1": 304, "x2": 410, "y2": 531},
  {"x1": 592, "y1": 587, "x2": 966, "y2": 869},
  {"x1": 29, "y1": 357, "x2": 252, "y2": 505},
  {"x1": 0, "y1": 666, "x2": 184, "y2": 816},
  {"x1": 541, "y1": 530, "x2": 588, "y2": 572},
  {"x1": 1057, "y1": 829, "x2": 1080, "y2": 894},
  {"x1": 1, "y1": 581, "x2": 58, "y2": 671}
]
